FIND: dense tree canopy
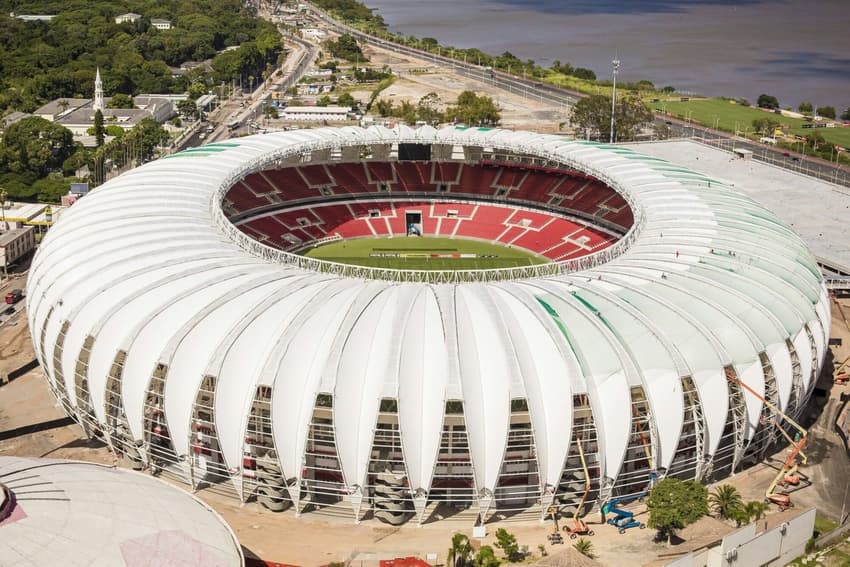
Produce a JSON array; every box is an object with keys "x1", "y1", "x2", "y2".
[
  {"x1": 1, "y1": 116, "x2": 76, "y2": 178},
  {"x1": 0, "y1": 1, "x2": 281, "y2": 113},
  {"x1": 324, "y1": 34, "x2": 365, "y2": 63}
]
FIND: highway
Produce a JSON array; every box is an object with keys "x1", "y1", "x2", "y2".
[{"x1": 304, "y1": 2, "x2": 850, "y2": 188}]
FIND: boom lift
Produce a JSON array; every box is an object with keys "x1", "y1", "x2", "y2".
[
  {"x1": 601, "y1": 493, "x2": 647, "y2": 533},
  {"x1": 561, "y1": 431, "x2": 595, "y2": 539},
  {"x1": 726, "y1": 371, "x2": 808, "y2": 510}
]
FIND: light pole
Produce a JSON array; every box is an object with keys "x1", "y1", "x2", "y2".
[
  {"x1": 609, "y1": 57, "x2": 620, "y2": 144},
  {"x1": 0, "y1": 188, "x2": 7, "y2": 232}
]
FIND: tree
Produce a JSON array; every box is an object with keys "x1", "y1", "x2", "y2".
[
  {"x1": 446, "y1": 91, "x2": 500, "y2": 126},
  {"x1": 1, "y1": 116, "x2": 76, "y2": 181},
  {"x1": 708, "y1": 484, "x2": 743, "y2": 520},
  {"x1": 337, "y1": 92, "x2": 356, "y2": 108},
  {"x1": 317, "y1": 95, "x2": 332, "y2": 107},
  {"x1": 108, "y1": 93, "x2": 135, "y2": 109},
  {"x1": 325, "y1": 34, "x2": 365, "y2": 62},
  {"x1": 816, "y1": 106, "x2": 836, "y2": 119},
  {"x1": 93, "y1": 109, "x2": 105, "y2": 147},
  {"x1": 744, "y1": 501, "x2": 768, "y2": 523},
  {"x1": 647, "y1": 478, "x2": 708, "y2": 544},
  {"x1": 798, "y1": 101, "x2": 813, "y2": 114},
  {"x1": 752, "y1": 117, "x2": 779, "y2": 135},
  {"x1": 32, "y1": 173, "x2": 70, "y2": 203},
  {"x1": 447, "y1": 533, "x2": 472, "y2": 567},
  {"x1": 571, "y1": 93, "x2": 653, "y2": 142},
  {"x1": 493, "y1": 528, "x2": 520, "y2": 562},
  {"x1": 841, "y1": 107, "x2": 850, "y2": 121},
  {"x1": 262, "y1": 105, "x2": 278, "y2": 119},
  {"x1": 757, "y1": 94, "x2": 780, "y2": 109},
  {"x1": 474, "y1": 545, "x2": 500, "y2": 567},
  {"x1": 177, "y1": 99, "x2": 197, "y2": 119},
  {"x1": 573, "y1": 537, "x2": 595, "y2": 558}
]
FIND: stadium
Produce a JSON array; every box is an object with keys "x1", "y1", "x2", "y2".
[{"x1": 26, "y1": 125, "x2": 830, "y2": 526}]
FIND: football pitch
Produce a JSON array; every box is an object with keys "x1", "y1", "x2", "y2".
[{"x1": 303, "y1": 236, "x2": 549, "y2": 270}]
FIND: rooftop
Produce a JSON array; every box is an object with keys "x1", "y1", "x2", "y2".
[
  {"x1": 624, "y1": 139, "x2": 850, "y2": 270},
  {"x1": 282, "y1": 105, "x2": 351, "y2": 113},
  {"x1": 0, "y1": 227, "x2": 33, "y2": 246},
  {"x1": 0, "y1": 457, "x2": 244, "y2": 567},
  {"x1": 33, "y1": 98, "x2": 91, "y2": 118}
]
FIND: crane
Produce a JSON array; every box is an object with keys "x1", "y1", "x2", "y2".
[{"x1": 726, "y1": 370, "x2": 807, "y2": 510}]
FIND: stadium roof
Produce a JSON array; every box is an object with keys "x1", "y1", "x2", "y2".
[
  {"x1": 26, "y1": 126, "x2": 829, "y2": 520},
  {"x1": 0, "y1": 457, "x2": 243, "y2": 566}
]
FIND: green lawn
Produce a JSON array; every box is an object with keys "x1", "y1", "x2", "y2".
[
  {"x1": 650, "y1": 98, "x2": 850, "y2": 147},
  {"x1": 303, "y1": 236, "x2": 548, "y2": 270},
  {"x1": 650, "y1": 98, "x2": 809, "y2": 132},
  {"x1": 787, "y1": 126, "x2": 850, "y2": 148}
]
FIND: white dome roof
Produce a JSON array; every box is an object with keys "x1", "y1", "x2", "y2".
[{"x1": 26, "y1": 126, "x2": 829, "y2": 521}]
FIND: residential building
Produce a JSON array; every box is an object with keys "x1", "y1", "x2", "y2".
[
  {"x1": 151, "y1": 18, "x2": 172, "y2": 30},
  {"x1": 0, "y1": 227, "x2": 36, "y2": 269},
  {"x1": 279, "y1": 106, "x2": 351, "y2": 122},
  {"x1": 114, "y1": 12, "x2": 141, "y2": 24}
]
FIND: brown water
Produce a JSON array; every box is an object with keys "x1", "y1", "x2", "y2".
[{"x1": 366, "y1": 0, "x2": 850, "y2": 109}]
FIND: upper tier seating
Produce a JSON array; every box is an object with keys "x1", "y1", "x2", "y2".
[{"x1": 228, "y1": 162, "x2": 632, "y2": 231}]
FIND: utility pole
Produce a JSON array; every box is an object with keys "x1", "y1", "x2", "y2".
[
  {"x1": 0, "y1": 188, "x2": 7, "y2": 231},
  {"x1": 610, "y1": 56, "x2": 620, "y2": 144}
]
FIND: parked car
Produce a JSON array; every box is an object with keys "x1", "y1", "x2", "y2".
[{"x1": 4, "y1": 289, "x2": 23, "y2": 304}]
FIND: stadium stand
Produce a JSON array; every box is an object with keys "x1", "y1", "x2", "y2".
[
  {"x1": 227, "y1": 162, "x2": 632, "y2": 231},
  {"x1": 238, "y1": 200, "x2": 617, "y2": 260}
]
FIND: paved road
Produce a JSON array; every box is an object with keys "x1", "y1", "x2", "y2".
[
  {"x1": 174, "y1": 25, "x2": 319, "y2": 150},
  {"x1": 304, "y1": 2, "x2": 850, "y2": 188}
]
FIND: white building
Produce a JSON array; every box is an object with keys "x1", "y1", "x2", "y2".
[
  {"x1": 301, "y1": 27, "x2": 326, "y2": 39},
  {"x1": 114, "y1": 12, "x2": 141, "y2": 24},
  {"x1": 150, "y1": 18, "x2": 172, "y2": 30},
  {"x1": 11, "y1": 13, "x2": 55, "y2": 22},
  {"x1": 0, "y1": 226, "x2": 35, "y2": 269},
  {"x1": 27, "y1": 126, "x2": 829, "y2": 527},
  {"x1": 279, "y1": 105, "x2": 351, "y2": 121}
]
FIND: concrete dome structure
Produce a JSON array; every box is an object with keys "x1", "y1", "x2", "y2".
[{"x1": 26, "y1": 126, "x2": 829, "y2": 525}]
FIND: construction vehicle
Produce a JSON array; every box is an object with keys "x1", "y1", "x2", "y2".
[
  {"x1": 561, "y1": 431, "x2": 595, "y2": 539},
  {"x1": 726, "y1": 371, "x2": 807, "y2": 510},
  {"x1": 601, "y1": 494, "x2": 647, "y2": 534}
]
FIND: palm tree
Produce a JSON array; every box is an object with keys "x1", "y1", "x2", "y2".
[
  {"x1": 573, "y1": 537, "x2": 595, "y2": 558},
  {"x1": 447, "y1": 532, "x2": 473, "y2": 567},
  {"x1": 745, "y1": 501, "x2": 769, "y2": 522},
  {"x1": 709, "y1": 484, "x2": 743, "y2": 520}
]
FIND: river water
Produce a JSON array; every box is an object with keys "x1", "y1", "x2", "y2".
[{"x1": 364, "y1": 0, "x2": 849, "y2": 109}]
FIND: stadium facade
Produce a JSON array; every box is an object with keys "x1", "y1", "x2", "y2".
[{"x1": 26, "y1": 126, "x2": 830, "y2": 525}]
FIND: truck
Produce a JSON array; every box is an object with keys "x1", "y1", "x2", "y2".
[{"x1": 4, "y1": 289, "x2": 23, "y2": 304}]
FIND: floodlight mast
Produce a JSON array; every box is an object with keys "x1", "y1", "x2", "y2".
[{"x1": 610, "y1": 57, "x2": 620, "y2": 144}]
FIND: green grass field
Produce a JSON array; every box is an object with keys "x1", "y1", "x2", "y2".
[
  {"x1": 651, "y1": 98, "x2": 809, "y2": 132},
  {"x1": 650, "y1": 98, "x2": 850, "y2": 147},
  {"x1": 303, "y1": 236, "x2": 548, "y2": 270}
]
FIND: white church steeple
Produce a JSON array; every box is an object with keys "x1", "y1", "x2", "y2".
[{"x1": 94, "y1": 68, "x2": 104, "y2": 111}]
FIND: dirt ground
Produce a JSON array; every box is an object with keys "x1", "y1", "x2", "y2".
[
  {"x1": 355, "y1": 42, "x2": 569, "y2": 133},
  {"x1": 3, "y1": 270, "x2": 850, "y2": 566}
]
